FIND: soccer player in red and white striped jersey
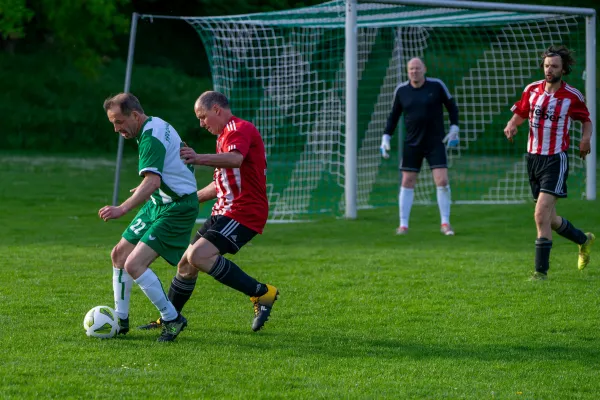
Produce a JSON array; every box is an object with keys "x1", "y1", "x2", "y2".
[
  {"x1": 139, "y1": 91, "x2": 278, "y2": 333},
  {"x1": 504, "y1": 45, "x2": 594, "y2": 280}
]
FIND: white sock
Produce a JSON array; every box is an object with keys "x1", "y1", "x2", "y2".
[
  {"x1": 134, "y1": 268, "x2": 178, "y2": 321},
  {"x1": 436, "y1": 185, "x2": 451, "y2": 225},
  {"x1": 113, "y1": 267, "x2": 133, "y2": 320},
  {"x1": 399, "y1": 187, "x2": 414, "y2": 228}
]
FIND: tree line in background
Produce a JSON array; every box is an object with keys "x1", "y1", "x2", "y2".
[
  {"x1": 2, "y1": 0, "x2": 597, "y2": 75},
  {"x1": 0, "y1": 0, "x2": 323, "y2": 74}
]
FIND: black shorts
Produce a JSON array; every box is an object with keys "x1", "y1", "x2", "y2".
[
  {"x1": 191, "y1": 215, "x2": 257, "y2": 255},
  {"x1": 527, "y1": 152, "x2": 568, "y2": 200},
  {"x1": 400, "y1": 141, "x2": 448, "y2": 172}
]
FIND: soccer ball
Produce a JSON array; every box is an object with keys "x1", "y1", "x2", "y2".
[{"x1": 83, "y1": 305, "x2": 119, "y2": 338}]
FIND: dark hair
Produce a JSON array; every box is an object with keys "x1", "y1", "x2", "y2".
[
  {"x1": 540, "y1": 45, "x2": 575, "y2": 75},
  {"x1": 196, "y1": 91, "x2": 229, "y2": 110},
  {"x1": 103, "y1": 93, "x2": 144, "y2": 115}
]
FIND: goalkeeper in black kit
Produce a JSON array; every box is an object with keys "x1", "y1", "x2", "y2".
[{"x1": 380, "y1": 57, "x2": 460, "y2": 236}]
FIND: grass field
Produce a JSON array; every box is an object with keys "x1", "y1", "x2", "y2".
[{"x1": 1, "y1": 154, "x2": 600, "y2": 399}]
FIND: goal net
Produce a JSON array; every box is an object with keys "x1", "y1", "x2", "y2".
[{"x1": 181, "y1": 0, "x2": 591, "y2": 219}]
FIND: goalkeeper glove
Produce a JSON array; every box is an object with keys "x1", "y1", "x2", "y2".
[
  {"x1": 443, "y1": 125, "x2": 459, "y2": 148},
  {"x1": 380, "y1": 134, "x2": 391, "y2": 159}
]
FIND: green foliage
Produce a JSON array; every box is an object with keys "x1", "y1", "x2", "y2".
[
  {"x1": 0, "y1": 51, "x2": 213, "y2": 153},
  {"x1": 2, "y1": 155, "x2": 600, "y2": 398},
  {"x1": 0, "y1": 0, "x2": 33, "y2": 39},
  {"x1": 27, "y1": 0, "x2": 131, "y2": 75}
]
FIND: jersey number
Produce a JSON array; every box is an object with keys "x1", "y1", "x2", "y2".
[{"x1": 130, "y1": 218, "x2": 146, "y2": 235}]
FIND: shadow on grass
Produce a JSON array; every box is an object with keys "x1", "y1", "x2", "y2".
[{"x1": 171, "y1": 329, "x2": 600, "y2": 365}]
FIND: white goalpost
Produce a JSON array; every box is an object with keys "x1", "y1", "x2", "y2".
[{"x1": 112, "y1": 0, "x2": 596, "y2": 221}]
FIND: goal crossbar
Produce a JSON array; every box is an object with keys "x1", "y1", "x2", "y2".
[{"x1": 363, "y1": 0, "x2": 595, "y2": 17}]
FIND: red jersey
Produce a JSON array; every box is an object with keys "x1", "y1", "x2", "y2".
[
  {"x1": 511, "y1": 80, "x2": 590, "y2": 155},
  {"x1": 212, "y1": 116, "x2": 268, "y2": 233}
]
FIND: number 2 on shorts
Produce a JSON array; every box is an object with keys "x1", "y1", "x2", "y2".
[{"x1": 130, "y1": 218, "x2": 146, "y2": 235}]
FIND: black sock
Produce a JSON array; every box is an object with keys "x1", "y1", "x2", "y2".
[
  {"x1": 167, "y1": 274, "x2": 197, "y2": 313},
  {"x1": 555, "y1": 217, "x2": 587, "y2": 245},
  {"x1": 209, "y1": 255, "x2": 268, "y2": 297},
  {"x1": 535, "y1": 238, "x2": 552, "y2": 274}
]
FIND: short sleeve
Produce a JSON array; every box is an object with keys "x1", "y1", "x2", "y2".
[
  {"x1": 222, "y1": 125, "x2": 251, "y2": 158},
  {"x1": 510, "y1": 89, "x2": 531, "y2": 119},
  {"x1": 569, "y1": 97, "x2": 591, "y2": 123},
  {"x1": 138, "y1": 132, "x2": 166, "y2": 176}
]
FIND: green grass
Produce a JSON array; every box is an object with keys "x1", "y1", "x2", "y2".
[{"x1": 1, "y1": 155, "x2": 600, "y2": 399}]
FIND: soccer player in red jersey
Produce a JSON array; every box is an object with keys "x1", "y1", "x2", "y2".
[
  {"x1": 140, "y1": 91, "x2": 278, "y2": 331},
  {"x1": 504, "y1": 45, "x2": 594, "y2": 280}
]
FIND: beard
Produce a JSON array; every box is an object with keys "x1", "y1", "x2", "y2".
[{"x1": 546, "y1": 74, "x2": 561, "y2": 84}]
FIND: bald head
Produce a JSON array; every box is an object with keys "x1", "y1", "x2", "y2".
[
  {"x1": 407, "y1": 57, "x2": 425, "y2": 68},
  {"x1": 407, "y1": 57, "x2": 426, "y2": 87}
]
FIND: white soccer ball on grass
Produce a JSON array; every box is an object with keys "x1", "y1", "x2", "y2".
[{"x1": 83, "y1": 305, "x2": 120, "y2": 338}]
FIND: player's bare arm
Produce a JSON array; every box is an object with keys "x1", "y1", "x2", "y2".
[
  {"x1": 504, "y1": 114, "x2": 526, "y2": 141},
  {"x1": 181, "y1": 146, "x2": 244, "y2": 168},
  {"x1": 579, "y1": 121, "x2": 593, "y2": 159},
  {"x1": 197, "y1": 182, "x2": 218, "y2": 203},
  {"x1": 98, "y1": 172, "x2": 161, "y2": 221}
]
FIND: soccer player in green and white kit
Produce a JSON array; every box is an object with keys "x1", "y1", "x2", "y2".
[{"x1": 98, "y1": 93, "x2": 198, "y2": 342}]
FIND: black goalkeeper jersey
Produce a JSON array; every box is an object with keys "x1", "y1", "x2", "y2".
[{"x1": 384, "y1": 77, "x2": 459, "y2": 147}]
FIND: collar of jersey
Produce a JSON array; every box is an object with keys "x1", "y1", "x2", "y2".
[
  {"x1": 540, "y1": 80, "x2": 566, "y2": 95},
  {"x1": 136, "y1": 116, "x2": 153, "y2": 142}
]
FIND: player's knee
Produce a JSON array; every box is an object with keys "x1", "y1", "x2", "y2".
[
  {"x1": 402, "y1": 172, "x2": 418, "y2": 188},
  {"x1": 534, "y1": 209, "x2": 548, "y2": 226},
  {"x1": 177, "y1": 260, "x2": 199, "y2": 279},
  {"x1": 111, "y1": 243, "x2": 127, "y2": 267},
  {"x1": 187, "y1": 247, "x2": 213, "y2": 271},
  {"x1": 436, "y1": 178, "x2": 448, "y2": 187},
  {"x1": 401, "y1": 178, "x2": 416, "y2": 188},
  {"x1": 123, "y1": 259, "x2": 144, "y2": 279},
  {"x1": 433, "y1": 170, "x2": 448, "y2": 187}
]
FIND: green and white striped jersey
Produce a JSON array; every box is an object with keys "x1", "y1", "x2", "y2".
[{"x1": 136, "y1": 117, "x2": 197, "y2": 205}]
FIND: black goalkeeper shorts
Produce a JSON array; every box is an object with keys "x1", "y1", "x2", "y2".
[{"x1": 400, "y1": 141, "x2": 448, "y2": 172}]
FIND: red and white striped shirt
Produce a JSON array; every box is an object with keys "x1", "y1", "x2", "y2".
[
  {"x1": 212, "y1": 116, "x2": 268, "y2": 233},
  {"x1": 511, "y1": 80, "x2": 590, "y2": 155}
]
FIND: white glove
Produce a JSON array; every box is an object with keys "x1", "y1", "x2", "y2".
[
  {"x1": 443, "y1": 125, "x2": 459, "y2": 148},
  {"x1": 380, "y1": 134, "x2": 391, "y2": 159}
]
